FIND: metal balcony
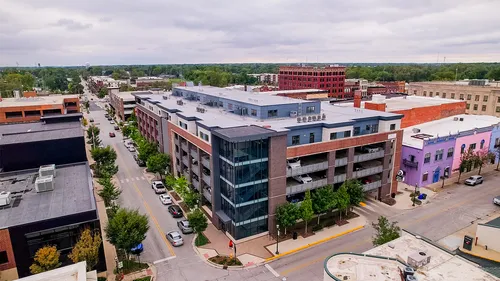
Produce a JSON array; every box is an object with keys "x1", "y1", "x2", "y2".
[
  {"x1": 202, "y1": 157, "x2": 210, "y2": 168},
  {"x1": 202, "y1": 173, "x2": 211, "y2": 186},
  {"x1": 353, "y1": 165, "x2": 383, "y2": 178},
  {"x1": 286, "y1": 161, "x2": 328, "y2": 177},
  {"x1": 335, "y1": 157, "x2": 347, "y2": 167},
  {"x1": 191, "y1": 148, "x2": 198, "y2": 159},
  {"x1": 203, "y1": 189, "x2": 212, "y2": 203},
  {"x1": 286, "y1": 179, "x2": 328, "y2": 195},
  {"x1": 182, "y1": 156, "x2": 189, "y2": 167},
  {"x1": 363, "y1": 180, "x2": 382, "y2": 191},
  {"x1": 354, "y1": 150, "x2": 385, "y2": 163},
  {"x1": 333, "y1": 173, "x2": 346, "y2": 184},
  {"x1": 192, "y1": 178, "x2": 200, "y2": 192},
  {"x1": 403, "y1": 159, "x2": 418, "y2": 168}
]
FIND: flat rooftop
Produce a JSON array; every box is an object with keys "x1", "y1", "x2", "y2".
[
  {"x1": 410, "y1": 81, "x2": 500, "y2": 88},
  {"x1": 0, "y1": 120, "x2": 83, "y2": 145},
  {"x1": 0, "y1": 95, "x2": 78, "y2": 108},
  {"x1": 324, "y1": 231, "x2": 499, "y2": 281},
  {"x1": 262, "y1": 89, "x2": 328, "y2": 95},
  {"x1": 337, "y1": 95, "x2": 463, "y2": 111},
  {"x1": 0, "y1": 162, "x2": 95, "y2": 228},
  {"x1": 137, "y1": 91, "x2": 401, "y2": 132},
  {"x1": 17, "y1": 261, "x2": 96, "y2": 281},
  {"x1": 403, "y1": 114, "x2": 500, "y2": 149}
]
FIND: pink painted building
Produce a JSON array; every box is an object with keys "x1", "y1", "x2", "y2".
[{"x1": 452, "y1": 130, "x2": 492, "y2": 172}]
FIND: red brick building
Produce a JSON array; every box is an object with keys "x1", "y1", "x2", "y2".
[
  {"x1": 379, "y1": 81, "x2": 406, "y2": 93},
  {"x1": 278, "y1": 65, "x2": 346, "y2": 98},
  {"x1": 367, "y1": 86, "x2": 387, "y2": 96}
]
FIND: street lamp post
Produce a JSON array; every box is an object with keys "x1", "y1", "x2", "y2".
[
  {"x1": 275, "y1": 224, "x2": 280, "y2": 255},
  {"x1": 412, "y1": 184, "x2": 418, "y2": 207}
]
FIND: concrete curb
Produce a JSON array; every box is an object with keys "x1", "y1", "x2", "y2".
[
  {"x1": 191, "y1": 237, "x2": 248, "y2": 270},
  {"x1": 265, "y1": 225, "x2": 365, "y2": 262},
  {"x1": 459, "y1": 247, "x2": 500, "y2": 263}
]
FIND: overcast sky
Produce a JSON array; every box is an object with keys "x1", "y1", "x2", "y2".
[{"x1": 1, "y1": 0, "x2": 500, "y2": 66}]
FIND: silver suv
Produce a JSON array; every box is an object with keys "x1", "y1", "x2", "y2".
[{"x1": 464, "y1": 175, "x2": 483, "y2": 186}]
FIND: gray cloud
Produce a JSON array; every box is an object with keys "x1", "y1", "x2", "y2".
[
  {"x1": 53, "y1": 18, "x2": 92, "y2": 30},
  {"x1": 1, "y1": 0, "x2": 500, "y2": 66}
]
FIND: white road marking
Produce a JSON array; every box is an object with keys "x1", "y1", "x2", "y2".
[
  {"x1": 120, "y1": 180, "x2": 124, "y2": 183},
  {"x1": 141, "y1": 176, "x2": 145, "y2": 180},
  {"x1": 125, "y1": 178, "x2": 130, "y2": 183},
  {"x1": 136, "y1": 177, "x2": 140, "y2": 181},
  {"x1": 153, "y1": 256, "x2": 177, "y2": 264},
  {"x1": 265, "y1": 264, "x2": 280, "y2": 277}
]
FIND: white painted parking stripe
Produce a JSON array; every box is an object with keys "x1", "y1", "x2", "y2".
[
  {"x1": 153, "y1": 256, "x2": 177, "y2": 264},
  {"x1": 141, "y1": 177, "x2": 145, "y2": 180},
  {"x1": 136, "y1": 177, "x2": 140, "y2": 181},
  {"x1": 265, "y1": 264, "x2": 280, "y2": 277},
  {"x1": 120, "y1": 180, "x2": 124, "y2": 183},
  {"x1": 125, "y1": 179, "x2": 129, "y2": 183}
]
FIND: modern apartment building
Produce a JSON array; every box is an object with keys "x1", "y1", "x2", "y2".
[
  {"x1": 400, "y1": 114, "x2": 500, "y2": 188},
  {"x1": 278, "y1": 65, "x2": 346, "y2": 98},
  {"x1": 0, "y1": 115, "x2": 104, "y2": 279},
  {"x1": 337, "y1": 94, "x2": 466, "y2": 128},
  {"x1": 108, "y1": 88, "x2": 145, "y2": 120},
  {"x1": 408, "y1": 81, "x2": 500, "y2": 117},
  {"x1": 134, "y1": 85, "x2": 404, "y2": 241},
  {"x1": 0, "y1": 94, "x2": 80, "y2": 124}
]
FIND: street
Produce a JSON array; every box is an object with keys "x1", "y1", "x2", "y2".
[{"x1": 82, "y1": 81, "x2": 500, "y2": 281}]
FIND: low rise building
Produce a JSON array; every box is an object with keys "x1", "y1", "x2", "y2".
[
  {"x1": 0, "y1": 94, "x2": 79, "y2": 124},
  {"x1": 0, "y1": 115, "x2": 104, "y2": 279},
  {"x1": 400, "y1": 114, "x2": 500, "y2": 188},
  {"x1": 16, "y1": 261, "x2": 97, "y2": 281},
  {"x1": 248, "y1": 73, "x2": 279, "y2": 85},
  {"x1": 408, "y1": 80, "x2": 500, "y2": 117},
  {"x1": 324, "y1": 230, "x2": 499, "y2": 281},
  {"x1": 379, "y1": 81, "x2": 406, "y2": 93},
  {"x1": 108, "y1": 88, "x2": 148, "y2": 120},
  {"x1": 337, "y1": 94, "x2": 466, "y2": 128},
  {"x1": 345, "y1": 79, "x2": 368, "y2": 98},
  {"x1": 261, "y1": 89, "x2": 329, "y2": 100},
  {"x1": 134, "y1": 85, "x2": 404, "y2": 240},
  {"x1": 279, "y1": 65, "x2": 346, "y2": 98},
  {"x1": 135, "y1": 76, "x2": 170, "y2": 87}
]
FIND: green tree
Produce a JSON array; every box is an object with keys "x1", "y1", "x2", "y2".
[
  {"x1": 343, "y1": 179, "x2": 365, "y2": 210},
  {"x1": 68, "y1": 227, "x2": 102, "y2": 271},
  {"x1": 334, "y1": 185, "x2": 350, "y2": 220},
  {"x1": 372, "y1": 216, "x2": 400, "y2": 246},
  {"x1": 187, "y1": 208, "x2": 208, "y2": 242},
  {"x1": 146, "y1": 153, "x2": 171, "y2": 179},
  {"x1": 472, "y1": 150, "x2": 495, "y2": 175},
  {"x1": 86, "y1": 125, "x2": 101, "y2": 148},
  {"x1": 97, "y1": 177, "x2": 122, "y2": 207},
  {"x1": 91, "y1": 146, "x2": 118, "y2": 177},
  {"x1": 299, "y1": 190, "x2": 314, "y2": 234},
  {"x1": 97, "y1": 88, "x2": 107, "y2": 99},
  {"x1": 311, "y1": 186, "x2": 336, "y2": 224},
  {"x1": 137, "y1": 139, "x2": 158, "y2": 163},
  {"x1": 275, "y1": 202, "x2": 299, "y2": 235},
  {"x1": 184, "y1": 189, "x2": 201, "y2": 210},
  {"x1": 105, "y1": 208, "x2": 149, "y2": 260},
  {"x1": 30, "y1": 245, "x2": 61, "y2": 274},
  {"x1": 456, "y1": 148, "x2": 474, "y2": 183},
  {"x1": 173, "y1": 176, "x2": 189, "y2": 198}
]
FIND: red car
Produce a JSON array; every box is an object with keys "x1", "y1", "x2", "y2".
[{"x1": 109, "y1": 132, "x2": 116, "y2": 138}]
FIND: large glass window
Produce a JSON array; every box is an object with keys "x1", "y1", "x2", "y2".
[
  {"x1": 292, "y1": 135, "x2": 300, "y2": 145},
  {"x1": 220, "y1": 139, "x2": 269, "y2": 163},
  {"x1": 235, "y1": 218, "x2": 268, "y2": 240},
  {"x1": 235, "y1": 201, "x2": 268, "y2": 222},
  {"x1": 234, "y1": 162, "x2": 268, "y2": 185},
  {"x1": 221, "y1": 182, "x2": 268, "y2": 205},
  {"x1": 424, "y1": 153, "x2": 431, "y2": 163},
  {"x1": 267, "y1": 110, "x2": 278, "y2": 117},
  {"x1": 306, "y1": 106, "x2": 315, "y2": 113}
]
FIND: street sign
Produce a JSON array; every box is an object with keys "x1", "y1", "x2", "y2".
[
  {"x1": 463, "y1": 235, "x2": 473, "y2": 251},
  {"x1": 118, "y1": 261, "x2": 123, "y2": 269}
]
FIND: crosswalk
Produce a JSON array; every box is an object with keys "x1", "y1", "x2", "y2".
[
  {"x1": 119, "y1": 176, "x2": 146, "y2": 184},
  {"x1": 354, "y1": 199, "x2": 399, "y2": 221}
]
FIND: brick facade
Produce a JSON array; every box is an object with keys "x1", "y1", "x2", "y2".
[
  {"x1": 393, "y1": 102, "x2": 466, "y2": 128},
  {"x1": 0, "y1": 96, "x2": 79, "y2": 124},
  {"x1": 278, "y1": 65, "x2": 346, "y2": 98},
  {"x1": 135, "y1": 106, "x2": 164, "y2": 152},
  {"x1": 0, "y1": 229, "x2": 16, "y2": 272}
]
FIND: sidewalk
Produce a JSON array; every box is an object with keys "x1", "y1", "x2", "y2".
[
  {"x1": 425, "y1": 164, "x2": 498, "y2": 192},
  {"x1": 394, "y1": 182, "x2": 436, "y2": 210},
  {"x1": 122, "y1": 264, "x2": 157, "y2": 281},
  {"x1": 265, "y1": 216, "x2": 367, "y2": 258}
]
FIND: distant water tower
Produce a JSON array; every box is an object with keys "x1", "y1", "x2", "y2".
[{"x1": 85, "y1": 62, "x2": 90, "y2": 69}]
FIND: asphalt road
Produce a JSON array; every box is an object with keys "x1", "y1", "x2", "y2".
[{"x1": 82, "y1": 80, "x2": 500, "y2": 281}]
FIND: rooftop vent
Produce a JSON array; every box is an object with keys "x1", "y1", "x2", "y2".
[
  {"x1": 312, "y1": 115, "x2": 317, "y2": 121},
  {"x1": 290, "y1": 111, "x2": 298, "y2": 118},
  {"x1": 308, "y1": 116, "x2": 312, "y2": 122},
  {"x1": 322, "y1": 113, "x2": 326, "y2": 120},
  {"x1": 459, "y1": 117, "x2": 464, "y2": 121},
  {"x1": 453, "y1": 117, "x2": 459, "y2": 121},
  {"x1": 177, "y1": 100, "x2": 183, "y2": 106},
  {"x1": 39, "y1": 164, "x2": 56, "y2": 178},
  {"x1": 412, "y1": 128, "x2": 421, "y2": 133},
  {"x1": 196, "y1": 107, "x2": 206, "y2": 113},
  {"x1": 302, "y1": 116, "x2": 307, "y2": 123},
  {"x1": 0, "y1": 191, "x2": 12, "y2": 207},
  {"x1": 162, "y1": 95, "x2": 168, "y2": 100},
  {"x1": 407, "y1": 250, "x2": 431, "y2": 268},
  {"x1": 35, "y1": 175, "x2": 55, "y2": 193},
  {"x1": 297, "y1": 117, "x2": 302, "y2": 123}
]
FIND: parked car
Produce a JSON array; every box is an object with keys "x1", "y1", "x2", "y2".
[
  {"x1": 110, "y1": 120, "x2": 115, "y2": 124},
  {"x1": 107, "y1": 117, "x2": 112, "y2": 121},
  {"x1": 493, "y1": 196, "x2": 500, "y2": 206},
  {"x1": 293, "y1": 174, "x2": 313, "y2": 184},
  {"x1": 114, "y1": 125, "x2": 119, "y2": 130},
  {"x1": 363, "y1": 146, "x2": 381, "y2": 153},
  {"x1": 464, "y1": 175, "x2": 483, "y2": 186},
  {"x1": 133, "y1": 154, "x2": 146, "y2": 167},
  {"x1": 89, "y1": 118, "x2": 94, "y2": 122},
  {"x1": 166, "y1": 231, "x2": 184, "y2": 247},
  {"x1": 109, "y1": 132, "x2": 116, "y2": 138},
  {"x1": 168, "y1": 205, "x2": 183, "y2": 218},
  {"x1": 177, "y1": 220, "x2": 193, "y2": 234},
  {"x1": 152, "y1": 181, "x2": 166, "y2": 194},
  {"x1": 287, "y1": 158, "x2": 301, "y2": 169},
  {"x1": 105, "y1": 114, "x2": 109, "y2": 118},
  {"x1": 127, "y1": 146, "x2": 136, "y2": 152},
  {"x1": 159, "y1": 194, "x2": 172, "y2": 205}
]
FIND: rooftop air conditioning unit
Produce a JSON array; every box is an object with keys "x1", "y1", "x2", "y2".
[
  {"x1": 290, "y1": 111, "x2": 298, "y2": 118},
  {"x1": 317, "y1": 115, "x2": 322, "y2": 120},
  {"x1": 407, "y1": 251, "x2": 431, "y2": 268},
  {"x1": 308, "y1": 116, "x2": 312, "y2": 122},
  {"x1": 39, "y1": 164, "x2": 56, "y2": 178},
  {"x1": 0, "y1": 191, "x2": 12, "y2": 207},
  {"x1": 35, "y1": 175, "x2": 55, "y2": 193},
  {"x1": 162, "y1": 95, "x2": 168, "y2": 100},
  {"x1": 412, "y1": 128, "x2": 421, "y2": 133},
  {"x1": 453, "y1": 117, "x2": 459, "y2": 121},
  {"x1": 297, "y1": 117, "x2": 302, "y2": 123},
  {"x1": 177, "y1": 100, "x2": 183, "y2": 106},
  {"x1": 302, "y1": 116, "x2": 307, "y2": 123},
  {"x1": 322, "y1": 114, "x2": 326, "y2": 120},
  {"x1": 312, "y1": 115, "x2": 317, "y2": 121},
  {"x1": 459, "y1": 117, "x2": 464, "y2": 121}
]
